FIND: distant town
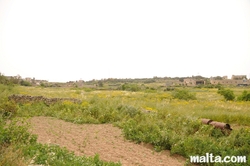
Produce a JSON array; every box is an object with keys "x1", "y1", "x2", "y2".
[{"x1": 3, "y1": 74, "x2": 250, "y2": 88}]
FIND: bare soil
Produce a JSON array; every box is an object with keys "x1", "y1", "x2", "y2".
[{"x1": 29, "y1": 116, "x2": 185, "y2": 166}]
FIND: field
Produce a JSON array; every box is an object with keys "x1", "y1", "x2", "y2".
[{"x1": 1, "y1": 83, "x2": 250, "y2": 165}]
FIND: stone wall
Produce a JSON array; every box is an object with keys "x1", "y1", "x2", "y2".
[{"x1": 9, "y1": 94, "x2": 81, "y2": 105}]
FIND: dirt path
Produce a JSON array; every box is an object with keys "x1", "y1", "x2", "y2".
[{"x1": 29, "y1": 116, "x2": 185, "y2": 166}]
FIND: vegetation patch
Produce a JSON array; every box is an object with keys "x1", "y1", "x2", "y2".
[
  {"x1": 1, "y1": 77, "x2": 250, "y2": 165},
  {"x1": 217, "y1": 88, "x2": 235, "y2": 101},
  {"x1": 238, "y1": 90, "x2": 250, "y2": 101},
  {"x1": 172, "y1": 89, "x2": 197, "y2": 100}
]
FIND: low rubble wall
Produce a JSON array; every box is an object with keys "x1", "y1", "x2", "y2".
[{"x1": 9, "y1": 94, "x2": 81, "y2": 105}]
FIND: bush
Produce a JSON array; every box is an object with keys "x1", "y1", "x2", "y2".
[
  {"x1": 20, "y1": 80, "x2": 31, "y2": 86},
  {"x1": 164, "y1": 87, "x2": 175, "y2": 91},
  {"x1": 117, "y1": 105, "x2": 141, "y2": 118},
  {"x1": 172, "y1": 89, "x2": 196, "y2": 100},
  {"x1": 23, "y1": 144, "x2": 121, "y2": 166},
  {"x1": 0, "y1": 117, "x2": 36, "y2": 165},
  {"x1": 238, "y1": 90, "x2": 250, "y2": 101},
  {"x1": 217, "y1": 88, "x2": 235, "y2": 101},
  {"x1": 120, "y1": 83, "x2": 141, "y2": 92},
  {"x1": 215, "y1": 84, "x2": 223, "y2": 89},
  {"x1": 0, "y1": 100, "x2": 18, "y2": 118}
]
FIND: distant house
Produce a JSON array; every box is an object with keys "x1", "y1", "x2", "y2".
[
  {"x1": 231, "y1": 75, "x2": 247, "y2": 80},
  {"x1": 210, "y1": 75, "x2": 249, "y2": 86},
  {"x1": 183, "y1": 78, "x2": 205, "y2": 86}
]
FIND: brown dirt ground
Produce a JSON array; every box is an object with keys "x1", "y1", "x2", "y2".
[{"x1": 29, "y1": 116, "x2": 185, "y2": 166}]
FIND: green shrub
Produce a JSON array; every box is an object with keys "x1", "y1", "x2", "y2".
[
  {"x1": 117, "y1": 105, "x2": 141, "y2": 118},
  {"x1": 0, "y1": 118, "x2": 37, "y2": 145},
  {"x1": 0, "y1": 100, "x2": 18, "y2": 118},
  {"x1": 233, "y1": 128, "x2": 250, "y2": 147},
  {"x1": 217, "y1": 88, "x2": 235, "y2": 101},
  {"x1": 120, "y1": 83, "x2": 141, "y2": 92},
  {"x1": 0, "y1": 117, "x2": 36, "y2": 165},
  {"x1": 20, "y1": 80, "x2": 31, "y2": 86},
  {"x1": 216, "y1": 84, "x2": 223, "y2": 89},
  {"x1": 172, "y1": 89, "x2": 196, "y2": 100},
  {"x1": 23, "y1": 144, "x2": 121, "y2": 166},
  {"x1": 164, "y1": 87, "x2": 175, "y2": 91},
  {"x1": 237, "y1": 90, "x2": 250, "y2": 101}
]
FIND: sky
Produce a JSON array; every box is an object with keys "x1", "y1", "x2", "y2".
[{"x1": 0, "y1": 0, "x2": 250, "y2": 82}]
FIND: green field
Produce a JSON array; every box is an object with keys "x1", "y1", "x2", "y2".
[{"x1": 1, "y1": 82, "x2": 250, "y2": 165}]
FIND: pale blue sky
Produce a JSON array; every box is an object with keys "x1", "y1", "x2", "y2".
[{"x1": 0, "y1": 0, "x2": 250, "y2": 82}]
